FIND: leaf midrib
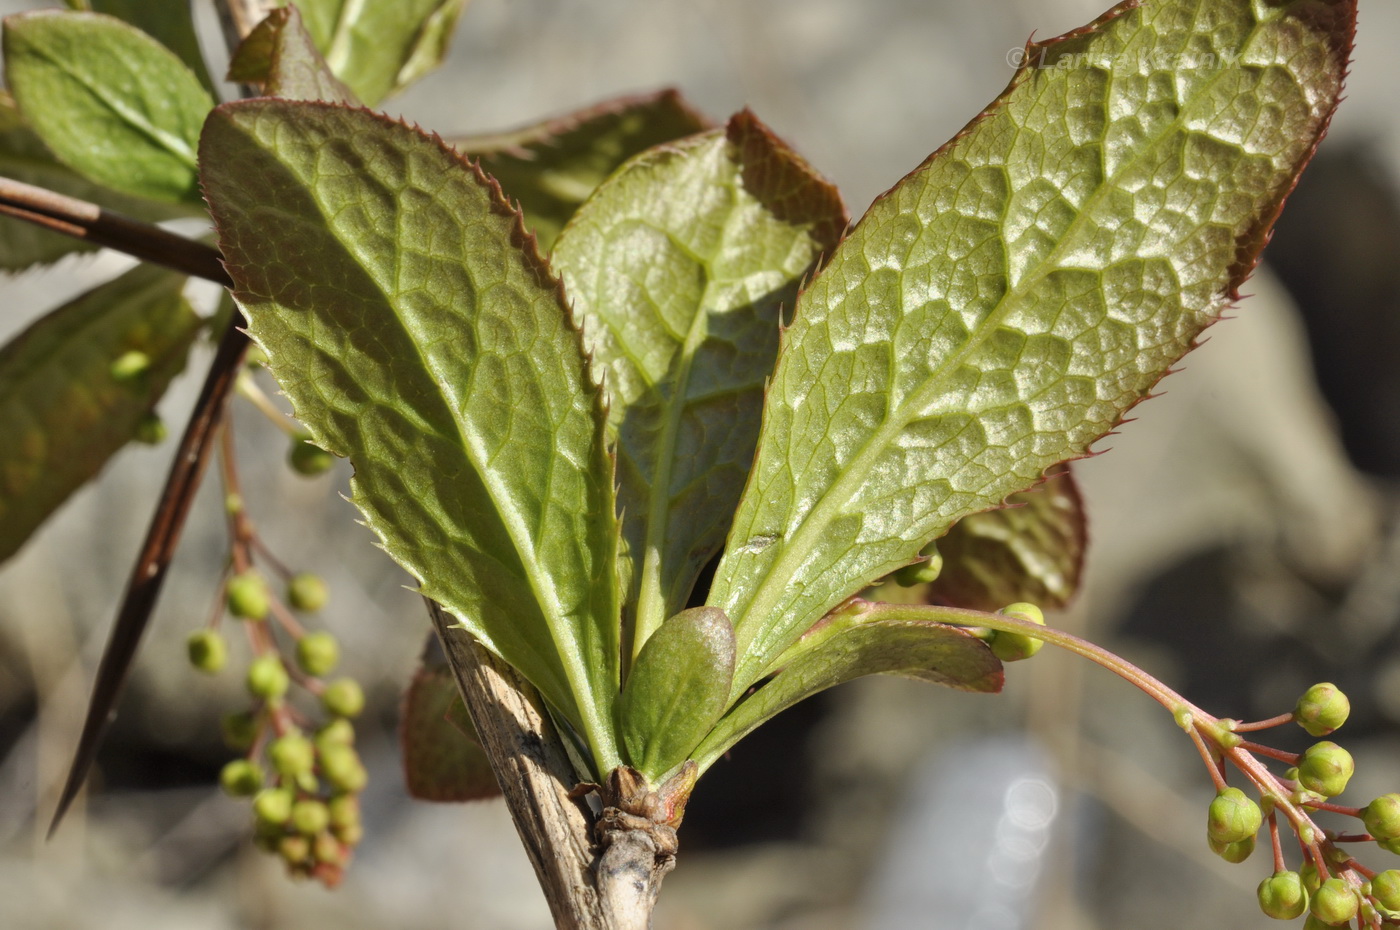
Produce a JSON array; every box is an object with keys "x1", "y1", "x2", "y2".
[{"x1": 725, "y1": 4, "x2": 1271, "y2": 686}]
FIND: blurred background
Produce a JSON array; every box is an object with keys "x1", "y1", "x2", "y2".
[{"x1": 1, "y1": 0, "x2": 1398, "y2": 927}]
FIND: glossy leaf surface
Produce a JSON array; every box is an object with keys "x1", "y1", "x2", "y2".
[
  {"x1": 295, "y1": 0, "x2": 469, "y2": 106},
  {"x1": 693, "y1": 603, "x2": 1002, "y2": 772},
  {"x1": 619, "y1": 607, "x2": 735, "y2": 780},
  {"x1": 454, "y1": 90, "x2": 711, "y2": 252},
  {"x1": 3, "y1": 10, "x2": 213, "y2": 204},
  {"x1": 88, "y1": 0, "x2": 215, "y2": 94},
  {"x1": 201, "y1": 100, "x2": 623, "y2": 773},
  {"x1": 0, "y1": 263, "x2": 200, "y2": 563},
  {"x1": 707, "y1": 0, "x2": 1355, "y2": 695},
  {"x1": 552, "y1": 111, "x2": 845, "y2": 653},
  {"x1": 227, "y1": 5, "x2": 356, "y2": 104}
]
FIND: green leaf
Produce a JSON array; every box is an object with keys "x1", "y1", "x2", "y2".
[
  {"x1": 919, "y1": 463, "x2": 1086, "y2": 612},
  {"x1": 619, "y1": 607, "x2": 735, "y2": 780},
  {"x1": 552, "y1": 110, "x2": 846, "y2": 655},
  {"x1": 293, "y1": 0, "x2": 469, "y2": 106},
  {"x1": 0, "y1": 91, "x2": 193, "y2": 270},
  {"x1": 0, "y1": 263, "x2": 201, "y2": 564},
  {"x1": 88, "y1": 0, "x2": 217, "y2": 95},
  {"x1": 400, "y1": 659, "x2": 500, "y2": 802},
  {"x1": 692, "y1": 601, "x2": 1002, "y2": 772},
  {"x1": 707, "y1": 0, "x2": 1355, "y2": 696},
  {"x1": 2, "y1": 10, "x2": 214, "y2": 204},
  {"x1": 200, "y1": 99, "x2": 623, "y2": 776},
  {"x1": 226, "y1": 5, "x2": 356, "y2": 104},
  {"x1": 454, "y1": 90, "x2": 712, "y2": 252}
]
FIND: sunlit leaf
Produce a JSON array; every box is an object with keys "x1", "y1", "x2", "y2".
[
  {"x1": 707, "y1": 0, "x2": 1355, "y2": 696},
  {"x1": 88, "y1": 0, "x2": 216, "y2": 94}
]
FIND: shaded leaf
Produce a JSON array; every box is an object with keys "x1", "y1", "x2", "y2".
[
  {"x1": 200, "y1": 100, "x2": 624, "y2": 775},
  {"x1": 0, "y1": 91, "x2": 191, "y2": 270},
  {"x1": 920, "y1": 463, "x2": 1086, "y2": 611},
  {"x1": 619, "y1": 607, "x2": 735, "y2": 780},
  {"x1": 552, "y1": 110, "x2": 846, "y2": 653},
  {"x1": 707, "y1": 0, "x2": 1355, "y2": 696},
  {"x1": 295, "y1": 0, "x2": 469, "y2": 106},
  {"x1": 0, "y1": 263, "x2": 200, "y2": 563},
  {"x1": 2, "y1": 10, "x2": 213, "y2": 204},
  {"x1": 401, "y1": 659, "x2": 500, "y2": 802},
  {"x1": 692, "y1": 601, "x2": 1002, "y2": 772},
  {"x1": 454, "y1": 90, "x2": 712, "y2": 252},
  {"x1": 88, "y1": 0, "x2": 216, "y2": 95},
  {"x1": 227, "y1": 5, "x2": 356, "y2": 105}
]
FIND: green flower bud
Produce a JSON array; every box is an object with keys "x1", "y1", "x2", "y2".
[
  {"x1": 133, "y1": 412, "x2": 167, "y2": 445},
  {"x1": 287, "y1": 573, "x2": 329, "y2": 613},
  {"x1": 291, "y1": 799, "x2": 330, "y2": 836},
  {"x1": 315, "y1": 719, "x2": 355, "y2": 751},
  {"x1": 989, "y1": 602, "x2": 1046, "y2": 662},
  {"x1": 1301, "y1": 917, "x2": 1333, "y2": 930},
  {"x1": 322, "y1": 678, "x2": 365, "y2": 718},
  {"x1": 253, "y1": 787, "x2": 295, "y2": 826},
  {"x1": 334, "y1": 820, "x2": 364, "y2": 847},
  {"x1": 1372, "y1": 870, "x2": 1400, "y2": 912},
  {"x1": 246, "y1": 654, "x2": 289, "y2": 700},
  {"x1": 109, "y1": 350, "x2": 150, "y2": 382},
  {"x1": 219, "y1": 759, "x2": 264, "y2": 797},
  {"x1": 1208, "y1": 787, "x2": 1263, "y2": 845},
  {"x1": 1382, "y1": 837, "x2": 1400, "y2": 856},
  {"x1": 278, "y1": 834, "x2": 312, "y2": 866},
  {"x1": 313, "y1": 832, "x2": 348, "y2": 867},
  {"x1": 1297, "y1": 742, "x2": 1355, "y2": 798},
  {"x1": 295, "y1": 631, "x2": 339, "y2": 676},
  {"x1": 186, "y1": 629, "x2": 227, "y2": 673},
  {"x1": 320, "y1": 743, "x2": 368, "y2": 793},
  {"x1": 1296, "y1": 682, "x2": 1351, "y2": 737},
  {"x1": 1364, "y1": 794, "x2": 1400, "y2": 842},
  {"x1": 1258, "y1": 870, "x2": 1310, "y2": 920},
  {"x1": 1311, "y1": 878, "x2": 1359, "y2": 925},
  {"x1": 893, "y1": 548, "x2": 943, "y2": 586},
  {"x1": 221, "y1": 711, "x2": 258, "y2": 751},
  {"x1": 327, "y1": 795, "x2": 360, "y2": 830},
  {"x1": 1209, "y1": 834, "x2": 1256, "y2": 864},
  {"x1": 1301, "y1": 861, "x2": 1323, "y2": 894},
  {"x1": 289, "y1": 433, "x2": 334, "y2": 476},
  {"x1": 226, "y1": 571, "x2": 270, "y2": 621},
  {"x1": 269, "y1": 734, "x2": 316, "y2": 779}
]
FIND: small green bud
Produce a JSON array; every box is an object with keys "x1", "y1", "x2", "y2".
[
  {"x1": 1383, "y1": 837, "x2": 1400, "y2": 856},
  {"x1": 1297, "y1": 742, "x2": 1355, "y2": 798},
  {"x1": 1207, "y1": 787, "x2": 1263, "y2": 845},
  {"x1": 313, "y1": 832, "x2": 348, "y2": 867},
  {"x1": 224, "y1": 492, "x2": 244, "y2": 515},
  {"x1": 253, "y1": 787, "x2": 295, "y2": 826},
  {"x1": 989, "y1": 602, "x2": 1046, "y2": 662},
  {"x1": 1364, "y1": 794, "x2": 1400, "y2": 842},
  {"x1": 109, "y1": 350, "x2": 150, "y2": 382},
  {"x1": 1258, "y1": 870, "x2": 1310, "y2": 920},
  {"x1": 269, "y1": 734, "x2": 316, "y2": 778},
  {"x1": 1311, "y1": 878, "x2": 1359, "y2": 925},
  {"x1": 219, "y1": 759, "x2": 264, "y2": 797},
  {"x1": 1209, "y1": 834, "x2": 1256, "y2": 864},
  {"x1": 186, "y1": 629, "x2": 227, "y2": 673},
  {"x1": 1296, "y1": 683, "x2": 1351, "y2": 737},
  {"x1": 334, "y1": 820, "x2": 364, "y2": 847},
  {"x1": 322, "y1": 678, "x2": 365, "y2": 718},
  {"x1": 133, "y1": 412, "x2": 167, "y2": 445},
  {"x1": 287, "y1": 573, "x2": 330, "y2": 613},
  {"x1": 327, "y1": 795, "x2": 359, "y2": 830},
  {"x1": 278, "y1": 834, "x2": 311, "y2": 866},
  {"x1": 291, "y1": 799, "x2": 330, "y2": 835},
  {"x1": 893, "y1": 547, "x2": 943, "y2": 586},
  {"x1": 315, "y1": 718, "x2": 355, "y2": 751},
  {"x1": 246, "y1": 654, "x2": 289, "y2": 700},
  {"x1": 226, "y1": 571, "x2": 270, "y2": 621},
  {"x1": 1301, "y1": 861, "x2": 1322, "y2": 894},
  {"x1": 1372, "y1": 870, "x2": 1400, "y2": 912},
  {"x1": 289, "y1": 433, "x2": 334, "y2": 476},
  {"x1": 1301, "y1": 917, "x2": 1333, "y2": 930},
  {"x1": 320, "y1": 743, "x2": 368, "y2": 793},
  {"x1": 221, "y1": 711, "x2": 258, "y2": 751},
  {"x1": 295, "y1": 631, "x2": 339, "y2": 676}
]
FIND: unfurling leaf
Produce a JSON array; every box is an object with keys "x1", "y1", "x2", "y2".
[
  {"x1": 200, "y1": 100, "x2": 624, "y2": 776},
  {"x1": 619, "y1": 607, "x2": 735, "y2": 781},
  {"x1": 401, "y1": 660, "x2": 500, "y2": 802},
  {"x1": 0, "y1": 263, "x2": 201, "y2": 563},
  {"x1": 552, "y1": 109, "x2": 846, "y2": 655},
  {"x1": 453, "y1": 90, "x2": 712, "y2": 251},
  {"x1": 227, "y1": 5, "x2": 356, "y2": 105},
  {"x1": 707, "y1": 0, "x2": 1355, "y2": 697},
  {"x1": 2, "y1": 10, "x2": 214, "y2": 204}
]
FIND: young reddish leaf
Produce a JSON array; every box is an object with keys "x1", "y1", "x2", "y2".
[
  {"x1": 708, "y1": 0, "x2": 1356, "y2": 698},
  {"x1": 0, "y1": 263, "x2": 201, "y2": 563},
  {"x1": 401, "y1": 661, "x2": 500, "y2": 802},
  {"x1": 226, "y1": 6, "x2": 356, "y2": 105},
  {"x1": 452, "y1": 90, "x2": 712, "y2": 251}
]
